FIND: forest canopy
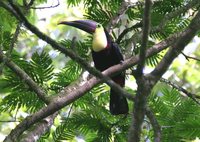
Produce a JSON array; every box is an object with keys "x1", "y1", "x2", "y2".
[{"x1": 0, "y1": 0, "x2": 200, "y2": 142}]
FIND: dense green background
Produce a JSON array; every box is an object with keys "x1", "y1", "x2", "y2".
[{"x1": 0, "y1": 0, "x2": 200, "y2": 141}]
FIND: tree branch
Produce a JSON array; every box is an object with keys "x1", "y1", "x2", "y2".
[
  {"x1": 158, "y1": 0, "x2": 200, "y2": 30},
  {"x1": 107, "y1": 0, "x2": 129, "y2": 32},
  {"x1": 181, "y1": 52, "x2": 200, "y2": 62},
  {"x1": 29, "y1": 0, "x2": 60, "y2": 9},
  {"x1": 116, "y1": 22, "x2": 143, "y2": 44},
  {"x1": 131, "y1": 0, "x2": 200, "y2": 53},
  {"x1": 20, "y1": 113, "x2": 57, "y2": 142},
  {"x1": 150, "y1": 10, "x2": 200, "y2": 78},
  {"x1": 0, "y1": 22, "x2": 21, "y2": 73},
  {"x1": 128, "y1": 0, "x2": 152, "y2": 141},
  {"x1": 146, "y1": 107, "x2": 161, "y2": 142},
  {"x1": 0, "y1": 1, "x2": 54, "y2": 140},
  {"x1": 160, "y1": 78, "x2": 200, "y2": 105},
  {"x1": 27, "y1": 0, "x2": 36, "y2": 7},
  {"x1": 136, "y1": 0, "x2": 152, "y2": 76}
]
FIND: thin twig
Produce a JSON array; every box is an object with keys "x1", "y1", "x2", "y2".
[
  {"x1": 0, "y1": 120, "x2": 20, "y2": 123},
  {"x1": 8, "y1": 23, "x2": 21, "y2": 55},
  {"x1": 146, "y1": 107, "x2": 161, "y2": 142},
  {"x1": 27, "y1": 0, "x2": 36, "y2": 7},
  {"x1": 107, "y1": 0, "x2": 130, "y2": 32},
  {"x1": 116, "y1": 22, "x2": 142, "y2": 44},
  {"x1": 30, "y1": 0, "x2": 60, "y2": 9},
  {"x1": 160, "y1": 78, "x2": 200, "y2": 105},
  {"x1": 66, "y1": 103, "x2": 74, "y2": 119},
  {"x1": 181, "y1": 52, "x2": 200, "y2": 62},
  {"x1": 0, "y1": 23, "x2": 21, "y2": 73}
]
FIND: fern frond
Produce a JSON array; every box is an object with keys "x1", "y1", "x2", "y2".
[
  {"x1": 30, "y1": 51, "x2": 54, "y2": 84},
  {"x1": 53, "y1": 124, "x2": 75, "y2": 141},
  {"x1": 50, "y1": 60, "x2": 82, "y2": 93},
  {"x1": 85, "y1": 9, "x2": 114, "y2": 26}
]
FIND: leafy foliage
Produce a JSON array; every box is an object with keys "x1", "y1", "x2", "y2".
[
  {"x1": 52, "y1": 86, "x2": 131, "y2": 142},
  {"x1": 30, "y1": 51, "x2": 54, "y2": 85},
  {"x1": 0, "y1": 0, "x2": 200, "y2": 141},
  {"x1": 149, "y1": 83, "x2": 200, "y2": 141},
  {"x1": 0, "y1": 51, "x2": 54, "y2": 113}
]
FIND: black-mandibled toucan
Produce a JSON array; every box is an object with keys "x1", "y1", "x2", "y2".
[{"x1": 59, "y1": 20, "x2": 128, "y2": 115}]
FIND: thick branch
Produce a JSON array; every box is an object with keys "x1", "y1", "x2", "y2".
[
  {"x1": 151, "y1": 10, "x2": 200, "y2": 78},
  {"x1": 136, "y1": 0, "x2": 152, "y2": 76},
  {"x1": 20, "y1": 113, "x2": 57, "y2": 142},
  {"x1": 128, "y1": 1, "x2": 152, "y2": 141}
]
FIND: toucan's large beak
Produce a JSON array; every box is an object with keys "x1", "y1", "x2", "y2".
[{"x1": 58, "y1": 20, "x2": 97, "y2": 34}]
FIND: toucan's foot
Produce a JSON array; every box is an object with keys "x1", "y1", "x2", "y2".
[{"x1": 120, "y1": 60, "x2": 124, "y2": 64}]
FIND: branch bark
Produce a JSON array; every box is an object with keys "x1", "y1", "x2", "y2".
[
  {"x1": 136, "y1": 0, "x2": 152, "y2": 76},
  {"x1": 20, "y1": 113, "x2": 58, "y2": 142},
  {"x1": 150, "y1": 10, "x2": 200, "y2": 78},
  {"x1": 107, "y1": 0, "x2": 129, "y2": 32},
  {"x1": 128, "y1": 1, "x2": 152, "y2": 141}
]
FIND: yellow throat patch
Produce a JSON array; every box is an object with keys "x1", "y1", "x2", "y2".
[{"x1": 92, "y1": 25, "x2": 107, "y2": 52}]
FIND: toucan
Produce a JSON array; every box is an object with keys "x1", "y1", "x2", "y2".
[{"x1": 59, "y1": 20, "x2": 128, "y2": 115}]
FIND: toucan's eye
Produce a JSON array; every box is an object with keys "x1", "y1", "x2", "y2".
[{"x1": 96, "y1": 24, "x2": 101, "y2": 28}]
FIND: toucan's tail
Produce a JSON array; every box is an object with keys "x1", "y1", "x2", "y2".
[
  {"x1": 109, "y1": 74, "x2": 129, "y2": 115},
  {"x1": 110, "y1": 89, "x2": 129, "y2": 115}
]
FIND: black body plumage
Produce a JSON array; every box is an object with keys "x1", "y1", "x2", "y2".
[{"x1": 92, "y1": 29, "x2": 128, "y2": 115}]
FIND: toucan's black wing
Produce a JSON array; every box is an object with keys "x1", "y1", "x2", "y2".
[
  {"x1": 111, "y1": 42, "x2": 124, "y2": 61},
  {"x1": 92, "y1": 29, "x2": 128, "y2": 115}
]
